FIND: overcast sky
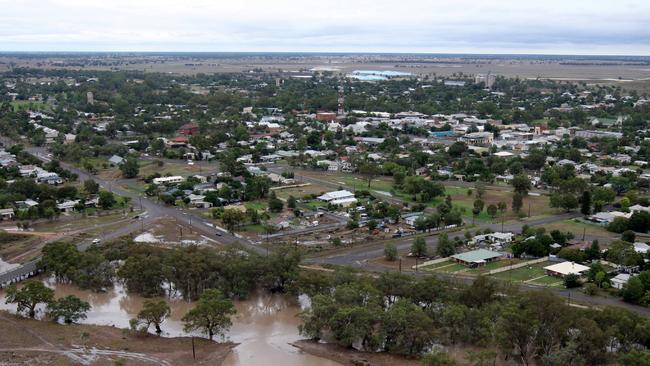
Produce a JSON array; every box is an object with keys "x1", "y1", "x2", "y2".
[{"x1": 1, "y1": 0, "x2": 649, "y2": 55}]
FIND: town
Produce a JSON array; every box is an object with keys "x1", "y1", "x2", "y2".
[{"x1": 0, "y1": 52, "x2": 649, "y2": 366}]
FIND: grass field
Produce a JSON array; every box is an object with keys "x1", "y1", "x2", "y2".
[
  {"x1": 420, "y1": 260, "x2": 467, "y2": 273},
  {"x1": 10, "y1": 100, "x2": 49, "y2": 112},
  {"x1": 491, "y1": 262, "x2": 550, "y2": 282},
  {"x1": 465, "y1": 258, "x2": 523, "y2": 274},
  {"x1": 273, "y1": 184, "x2": 331, "y2": 200},
  {"x1": 539, "y1": 219, "x2": 620, "y2": 245}
]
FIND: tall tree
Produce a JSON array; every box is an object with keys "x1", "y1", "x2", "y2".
[
  {"x1": 5, "y1": 281, "x2": 54, "y2": 318},
  {"x1": 133, "y1": 299, "x2": 171, "y2": 335},
  {"x1": 46, "y1": 295, "x2": 91, "y2": 324},
  {"x1": 182, "y1": 289, "x2": 236, "y2": 340}
]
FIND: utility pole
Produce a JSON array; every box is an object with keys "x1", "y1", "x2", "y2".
[
  {"x1": 582, "y1": 227, "x2": 586, "y2": 241},
  {"x1": 399, "y1": 258, "x2": 402, "y2": 273},
  {"x1": 192, "y1": 337, "x2": 196, "y2": 360},
  {"x1": 528, "y1": 202, "x2": 531, "y2": 218}
]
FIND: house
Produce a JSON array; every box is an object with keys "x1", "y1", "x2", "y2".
[
  {"x1": 153, "y1": 176, "x2": 185, "y2": 185},
  {"x1": 108, "y1": 155, "x2": 124, "y2": 166},
  {"x1": 470, "y1": 232, "x2": 514, "y2": 248},
  {"x1": 316, "y1": 112, "x2": 337, "y2": 122},
  {"x1": 451, "y1": 249, "x2": 503, "y2": 267},
  {"x1": 611, "y1": 273, "x2": 632, "y2": 290},
  {"x1": 633, "y1": 242, "x2": 650, "y2": 254},
  {"x1": 0, "y1": 208, "x2": 15, "y2": 220},
  {"x1": 187, "y1": 194, "x2": 212, "y2": 208},
  {"x1": 590, "y1": 211, "x2": 631, "y2": 224},
  {"x1": 317, "y1": 190, "x2": 357, "y2": 207},
  {"x1": 57, "y1": 200, "x2": 80, "y2": 213},
  {"x1": 37, "y1": 173, "x2": 63, "y2": 185},
  {"x1": 402, "y1": 212, "x2": 424, "y2": 228},
  {"x1": 178, "y1": 122, "x2": 199, "y2": 136},
  {"x1": 544, "y1": 261, "x2": 590, "y2": 278},
  {"x1": 459, "y1": 132, "x2": 494, "y2": 146},
  {"x1": 629, "y1": 205, "x2": 650, "y2": 214}
]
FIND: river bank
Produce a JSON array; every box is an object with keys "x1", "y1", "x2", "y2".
[
  {"x1": 0, "y1": 279, "x2": 342, "y2": 366},
  {"x1": 292, "y1": 340, "x2": 421, "y2": 366},
  {"x1": 0, "y1": 310, "x2": 236, "y2": 365}
]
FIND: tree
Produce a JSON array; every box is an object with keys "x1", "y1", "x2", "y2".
[
  {"x1": 365, "y1": 219, "x2": 378, "y2": 233},
  {"x1": 267, "y1": 192, "x2": 284, "y2": 213},
  {"x1": 622, "y1": 230, "x2": 636, "y2": 243},
  {"x1": 359, "y1": 161, "x2": 381, "y2": 188},
  {"x1": 436, "y1": 233, "x2": 455, "y2": 257},
  {"x1": 564, "y1": 273, "x2": 581, "y2": 288},
  {"x1": 580, "y1": 190, "x2": 591, "y2": 216},
  {"x1": 497, "y1": 201, "x2": 507, "y2": 214},
  {"x1": 487, "y1": 204, "x2": 498, "y2": 219},
  {"x1": 384, "y1": 243, "x2": 398, "y2": 261},
  {"x1": 221, "y1": 208, "x2": 246, "y2": 233},
  {"x1": 5, "y1": 281, "x2": 54, "y2": 318},
  {"x1": 512, "y1": 192, "x2": 523, "y2": 213},
  {"x1": 512, "y1": 174, "x2": 532, "y2": 195},
  {"x1": 98, "y1": 191, "x2": 116, "y2": 209},
  {"x1": 182, "y1": 289, "x2": 236, "y2": 340},
  {"x1": 133, "y1": 299, "x2": 171, "y2": 335},
  {"x1": 83, "y1": 179, "x2": 99, "y2": 195},
  {"x1": 422, "y1": 350, "x2": 458, "y2": 366},
  {"x1": 383, "y1": 300, "x2": 435, "y2": 356},
  {"x1": 411, "y1": 237, "x2": 427, "y2": 257},
  {"x1": 497, "y1": 302, "x2": 536, "y2": 366},
  {"x1": 287, "y1": 195, "x2": 297, "y2": 209},
  {"x1": 46, "y1": 295, "x2": 90, "y2": 324},
  {"x1": 119, "y1": 158, "x2": 139, "y2": 178}
]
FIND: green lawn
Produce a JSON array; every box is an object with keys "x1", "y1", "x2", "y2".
[
  {"x1": 529, "y1": 276, "x2": 564, "y2": 286},
  {"x1": 491, "y1": 262, "x2": 549, "y2": 282},
  {"x1": 244, "y1": 201, "x2": 267, "y2": 211},
  {"x1": 465, "y1": 258, "x2": 523, "y2": 274},
  {"x1": 421, "y1": 260, "x2": 467, "y2": 273},
  {"x1": 10, "y1": 100, "x2": 49, "y2": 112}
]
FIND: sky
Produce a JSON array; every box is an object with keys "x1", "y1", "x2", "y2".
[{"x1": 0, "y1": 0, "x2": 649, "y2": 55}]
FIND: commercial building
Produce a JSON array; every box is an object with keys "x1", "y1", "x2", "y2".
[
  {"x1": 153, "y1": 176, "x2": 185, "y2": 185},
  {"x1": 317, "y1": 190, "x2": 357, "y2": 207}
]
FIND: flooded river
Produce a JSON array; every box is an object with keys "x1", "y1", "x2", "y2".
[{"x1": 0, "y1": 279, "x2": 341, "y2": 366}]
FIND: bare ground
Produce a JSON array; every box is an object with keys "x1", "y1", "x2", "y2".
[{"x1": 0, "y1": 311, "x2": 236, "y2": 366}]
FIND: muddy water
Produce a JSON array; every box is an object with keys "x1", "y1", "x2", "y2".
[{"x1": 0, "y1": 280, "x2": 341, "y2": 366}]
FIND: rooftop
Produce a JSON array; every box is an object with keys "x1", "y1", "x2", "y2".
[{"x1": 452, "y1": 249, "x2": 502, "y2": 263}]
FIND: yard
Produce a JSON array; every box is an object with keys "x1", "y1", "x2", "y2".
[{"x1": 489, "y1": 261, "x2": 563, "y2": 287}]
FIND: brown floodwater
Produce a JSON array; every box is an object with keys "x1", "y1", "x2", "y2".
[{"x1": 0, "y1": 279, "x2": 341, "y2": 366}]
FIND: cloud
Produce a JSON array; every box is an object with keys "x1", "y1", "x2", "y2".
[{"x1": 0, "y1": 0, "x2": 648, "y2": 54}]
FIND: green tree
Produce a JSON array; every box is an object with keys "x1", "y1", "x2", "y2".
[
  {"x1": 422, "y1": 350, "x2": 458, "y2": 366},
  {"x1": 580, "y1": 190, "x2": 591, "y2": 216},
  {"x1": 411, "y1": 237, "x2": 427, "y2": 257},
  {"x1": 83, "y1": 179, "x2": 99, "y2": 195},
  {"x1": 119, "y1": 158, "x2": 139, "y2": 178},
  {"x1": 133, "y1": 299, "x2": 171, "y2": 335},
  {"x1": 267, "y1": 192, "x2": 284, "y2": 213},
  {"x1": 221, "y1": 208, "x2": 246, "y2": 233},
  {"x1": 5, "y1": 281, "x2": 55, "y2": 318},
  {"x1": 487, "y1": 204, "x2": 498, "y2": 219},
  {"x1": 46, "y1": 295, "x2": 91, "y2": 324},
  {"x1": 182, "y1": 289, "x2": 236, "y2": 340},
  {"x1": 512, "y1": 174, "x2": 531, "y2": 195},
  {"x1": 384, "y1": 243, "x2": 398, "y2": 261},
  {"x1": 383, "y1": 300, "x2": 435, "y2": 356},
  {"x1": 512, "y1": 192, "x2": 523, "y2": 213},
  {"x1": 98, "y1": 191, "x2": 116, "y2": 209},
  {"x1": 436, "y1": 233, "x2": 455, "y2": 257},
  {"x1": 287, "y1": 195, "x2": 297, "y2": 209}
]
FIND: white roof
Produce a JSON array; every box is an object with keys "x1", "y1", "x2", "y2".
[
  {"x1": 633, "y1": 242, "x2": 650, "y2": 254},
  {"x1": 544, "y1": 261, "x2": 590, "y2": 276},
  {"x1": 611, "y1": 273, "x2": 631, "y2": 283},
  {"x1": 493, "y1": 151, "x2": 514, "y2": 157},
  {"x1": 318, "y1": 190, "x2": 355, "y2": 201}
]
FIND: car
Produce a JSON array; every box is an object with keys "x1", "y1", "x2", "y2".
[
  {"x1": 187, "y1": 160, "x2": 194, "y2": 165},
  {"x1": 92, "y1": 238, "x2": 101, "y2": 244}
]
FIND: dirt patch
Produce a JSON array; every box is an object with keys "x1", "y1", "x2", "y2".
[
  {"x1": 0, "y1": 311, "x2": 236, "y2": 365},
  {"x1": 292, "y1": 340, "x2": 420, "y2": 366}
]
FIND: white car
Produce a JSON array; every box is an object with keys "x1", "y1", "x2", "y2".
[
  {"x1": 187, "y1": 160, "x2": 194, "y2": 165},
  {"x1": 92, "y1": 238, "x2": 101, "y2": 244}
]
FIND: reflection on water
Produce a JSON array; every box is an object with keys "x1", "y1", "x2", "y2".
[{"x1": 0, "y1": 279, "x2": 341, "y2": 366}]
